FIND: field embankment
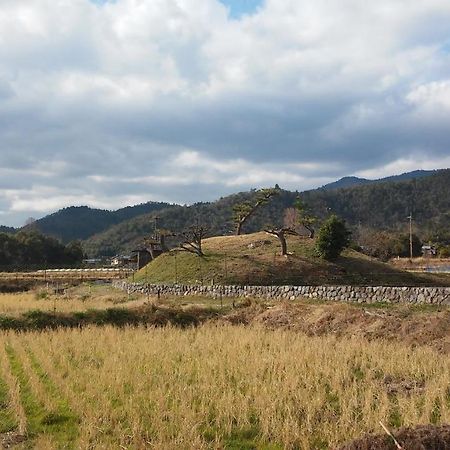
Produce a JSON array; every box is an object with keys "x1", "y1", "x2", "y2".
[
  {"x1": 223, "y1": 300, "x2": 450, "y2": 354},
  {"x1": 390, "y1": 257, "x2": 450, "y2": 273},
  {"x1": 0, "y1": 287, "x2": 448, "y2": 353},
  {"x1": 0, "y1": 270, "x2": 131, "y2": 295},
  {"x1": 135, "y1": 232, "x2": 450, "y2": 286}
]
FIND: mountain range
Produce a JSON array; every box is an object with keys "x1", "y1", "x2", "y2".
[
  {"x1": 1, "y1": 168, "x2": 448, "y2": 257},
  {"x1": 84, "y1": 169, "x2": 449, "y2": 257},
  {"x1": 319, "y1": 169, "x2": 437, "y2": 190}
]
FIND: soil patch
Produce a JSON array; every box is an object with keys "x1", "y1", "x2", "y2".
[
  {"x1": 337, "y1": 424, "x2": 450, "y2": 450},
  {"x1": 0, "y1": 431, "x2": 27, "y2": 448}
]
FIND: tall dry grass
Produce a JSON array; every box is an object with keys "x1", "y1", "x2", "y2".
[
  {"x1": 0, "y1": 289, "x2": 146, "y2": 315},
  {"x1": 0, "y1": 324, "x2": 449, "y2": 449}
]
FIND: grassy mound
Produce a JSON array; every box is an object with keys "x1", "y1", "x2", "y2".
[{"x1": 134, "y1": 232, "x2": 449, "y2": 286}]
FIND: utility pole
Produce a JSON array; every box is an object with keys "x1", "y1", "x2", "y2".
[
  {"x1": 407, "y1": 213, "x2": 413, "y2": 261},
  {"x1": 174, "y1": 251, "x2": 178, "y2": 284}
]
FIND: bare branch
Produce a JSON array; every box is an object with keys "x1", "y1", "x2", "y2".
[
  {"x1": 178, "y1": 223, "x2": 209, "y2": 256},
  {"x1": 265, "y1": 227, "x2": 298, "y2": 256},
  {"x1": 233, "y1": 188, "x2": 279, "y2": 235}
]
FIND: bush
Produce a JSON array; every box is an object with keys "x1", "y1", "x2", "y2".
[
  {"x1": 315, "y1": 215, "x2": 351, "y2": 261},
  {"x1": 438, "y1": 245, "x2": 450, "y2": 258},
  {"x1": 391, "y1": 233, "x2": 422, "y2": 258}
]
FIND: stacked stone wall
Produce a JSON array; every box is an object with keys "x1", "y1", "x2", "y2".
[{"x1": 113, "y1": 281, "x2": 450, "y2": 305}]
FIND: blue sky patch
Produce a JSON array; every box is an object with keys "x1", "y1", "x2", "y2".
[
  {"x1": 90, "y1": 0, "x2": 263, "y2": 18},
  {"x1": 219, "y1": 0, "x2": 263, "y2": 18}
]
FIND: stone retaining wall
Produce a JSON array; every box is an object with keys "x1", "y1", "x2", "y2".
[{"x1": 113, "y1": 281, "x2": 450, "y2": 305}]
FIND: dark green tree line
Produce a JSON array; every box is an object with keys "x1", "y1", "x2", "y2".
[{"x1": 0, "y1": 231, "x2": 84, "y2": 270}]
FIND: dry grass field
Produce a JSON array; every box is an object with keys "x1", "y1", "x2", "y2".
[
  {"x1": 0, "y1": 284, "x2": 147, "y2": 316},
  {"x1": 0, "y1": 284, "x2": 449, "y2": 449},
  {"x1": 0, "y1": 324, "x2": 449, "y2": 449}
]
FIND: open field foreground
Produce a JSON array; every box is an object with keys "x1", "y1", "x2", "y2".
[{"x1": 0, "y1": 324, "x2": 449, "y2": 449}]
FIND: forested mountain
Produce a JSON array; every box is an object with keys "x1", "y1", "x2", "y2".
[
  {"x1": 0, "y1": 226, "x2": 15, "y2": 234},
  {"x1": 303, "y1": 169, "x2": 449, "y2": 231},
  {"x1": 23, "y1": 202, "x2": 174, "y2": 243},
  {"x1": 320, "y1": 176, "x2": 370, "y2": 190},
  {"x1": 83, "y1": 169, "x2": 450, "y2": 257},
  {"x1": 1, "y1": 169, "x2": 446, "y2": 257},
  {"x1": 320, "y1": 169, "x2": 437, "y2": 191}
]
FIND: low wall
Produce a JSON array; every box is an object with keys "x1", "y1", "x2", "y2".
[{"x1": 113, "y1": 281, "x2": 450, "y2": 305}]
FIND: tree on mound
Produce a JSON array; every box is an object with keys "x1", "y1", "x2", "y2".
[
  {"x1": 266, "y1": 196, "x2": 317, "y2": 256},
  {"x1": 315, "y1": 215, "x2": 351, "y2": 260},
  {"x1": 178, "y1": 223, "x2": 208, "y2": 257},
  {"x1": 265, "y1": 227, "x2": 298, "y2": 256},
  {"x1": 233, "y1": 188, "x2": 278, "y2": 235},
  {"x1": 284, "y1": 196, "x2": 317, "y2": 238}
]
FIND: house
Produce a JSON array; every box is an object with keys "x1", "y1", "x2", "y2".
[
  {"x1": 131, "y1": 233, "x2": 168, "y2": 269},
  {"x1": 82, "y1": 258, "x2": 103, "y2": 266},
  {"x1": 131, "y1": 248, "x2": 152, "y2": 270},
  {"x1": 421, "y1": 245, "x2": 437, "y2": 257},
  {"x1": 110, "y1": 233, "x2": 169, "y2": 271},
  {"x1": 110, "y1": 255, "x2": 134, "y2": 267}
]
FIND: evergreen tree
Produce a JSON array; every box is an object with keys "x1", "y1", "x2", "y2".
[{"x1": 315, "y1": 215, "x2": 351, "y2": 260}]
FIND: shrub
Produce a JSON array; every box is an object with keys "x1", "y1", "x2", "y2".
[
  {"x1": 315, "y1": 215, "x2": 351, "y2": 261},
  {"x1": 438, "y1": 245, "x2": 450, "y2": 258}
]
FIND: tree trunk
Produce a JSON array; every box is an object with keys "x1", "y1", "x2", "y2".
[
  {"x1": 265, "y1": 229, "x2": 288, "y2": 256},
  {"x1": 278, "y1": 233, "x2": 287, "y2": 256},
  {"x1": 236, "y1": 221, "x2": 243, "y2": 236},
  {"x1": 148, "y1": 245, "x2": 156, "y2": 259},
  {"x1": 304, "y1": 225, "x2": 315, "y2": 239}
]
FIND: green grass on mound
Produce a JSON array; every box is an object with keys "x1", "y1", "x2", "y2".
[{"x1": 134, "y1": 232, "x2": 450, "y2": 286}]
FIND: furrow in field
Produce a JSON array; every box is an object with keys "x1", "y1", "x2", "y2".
[
  {"x1": 12, "y1": 338, "x2": 58, "y2": 413},
  {"x1": 0, "y1": 343, "x2": 25, "y2": 436},
  {"x1": 4, "y1": 341, "x2": 78, "y2": 449},
  {"x1": 23, "y1": 332, "x2": 136, "y2": 448},
  {"x1": 4, "y1": 341, "x2": 44, "y2": 446},
  {"x1": 22, "y1": 343, "x2": 79, "y2": 447}
]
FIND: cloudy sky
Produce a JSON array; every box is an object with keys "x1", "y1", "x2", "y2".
[{"x1": 1, "y1": 0, "x2": 450, "y2": 226}]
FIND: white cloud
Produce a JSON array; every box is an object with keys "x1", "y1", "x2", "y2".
[
  {"x1": 0, "y1": 0, "x2": 450, "y2": 225},
  {"x1": 407, "y1": 81, "x2": 450, "y2": 113}
]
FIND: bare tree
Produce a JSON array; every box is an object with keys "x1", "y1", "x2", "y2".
[
  {"x1": 286, "y1": 197, "x2": 316, "y2": 238},
  {"x1": 233, "y1": 188, "x2": 278, "y2": 235},
  {"x1": 283, "y1": 208, "x2": 298, "y2": 230},
  {"x1": 179, "y1": 224, "x2": 209, "y2": 257},
  {"x1": 265, "y1": 227, "x2": 298, "y2": 256}
]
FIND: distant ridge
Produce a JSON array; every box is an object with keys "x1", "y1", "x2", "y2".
[
  {"x1": 83, "y1": 169, "x2": 450, "y2": 257},
  {"x1": 320, "y1": 176, "x2": 370, "y2": 190},
  {"x1": 320, "y1": 169, "x2": 438, "y2": 191},
  {"x1": 1, "y1": 168, "x2": 448, "y2": 252},
  {"x1": 22, "y1": 202, "x2": 175, "y2": 243}
]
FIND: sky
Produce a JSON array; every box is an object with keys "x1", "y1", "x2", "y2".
[{"x1": 1, "y1": 0, "x2": 450, "y2": 226}]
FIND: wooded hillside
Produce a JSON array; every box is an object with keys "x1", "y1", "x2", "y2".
[
  {"x1": 22, "y1": 202, "x2": 174, "y2": 243},
  {"x1": 83, "y1": 170, "x2": 450, "y2": 257}
]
